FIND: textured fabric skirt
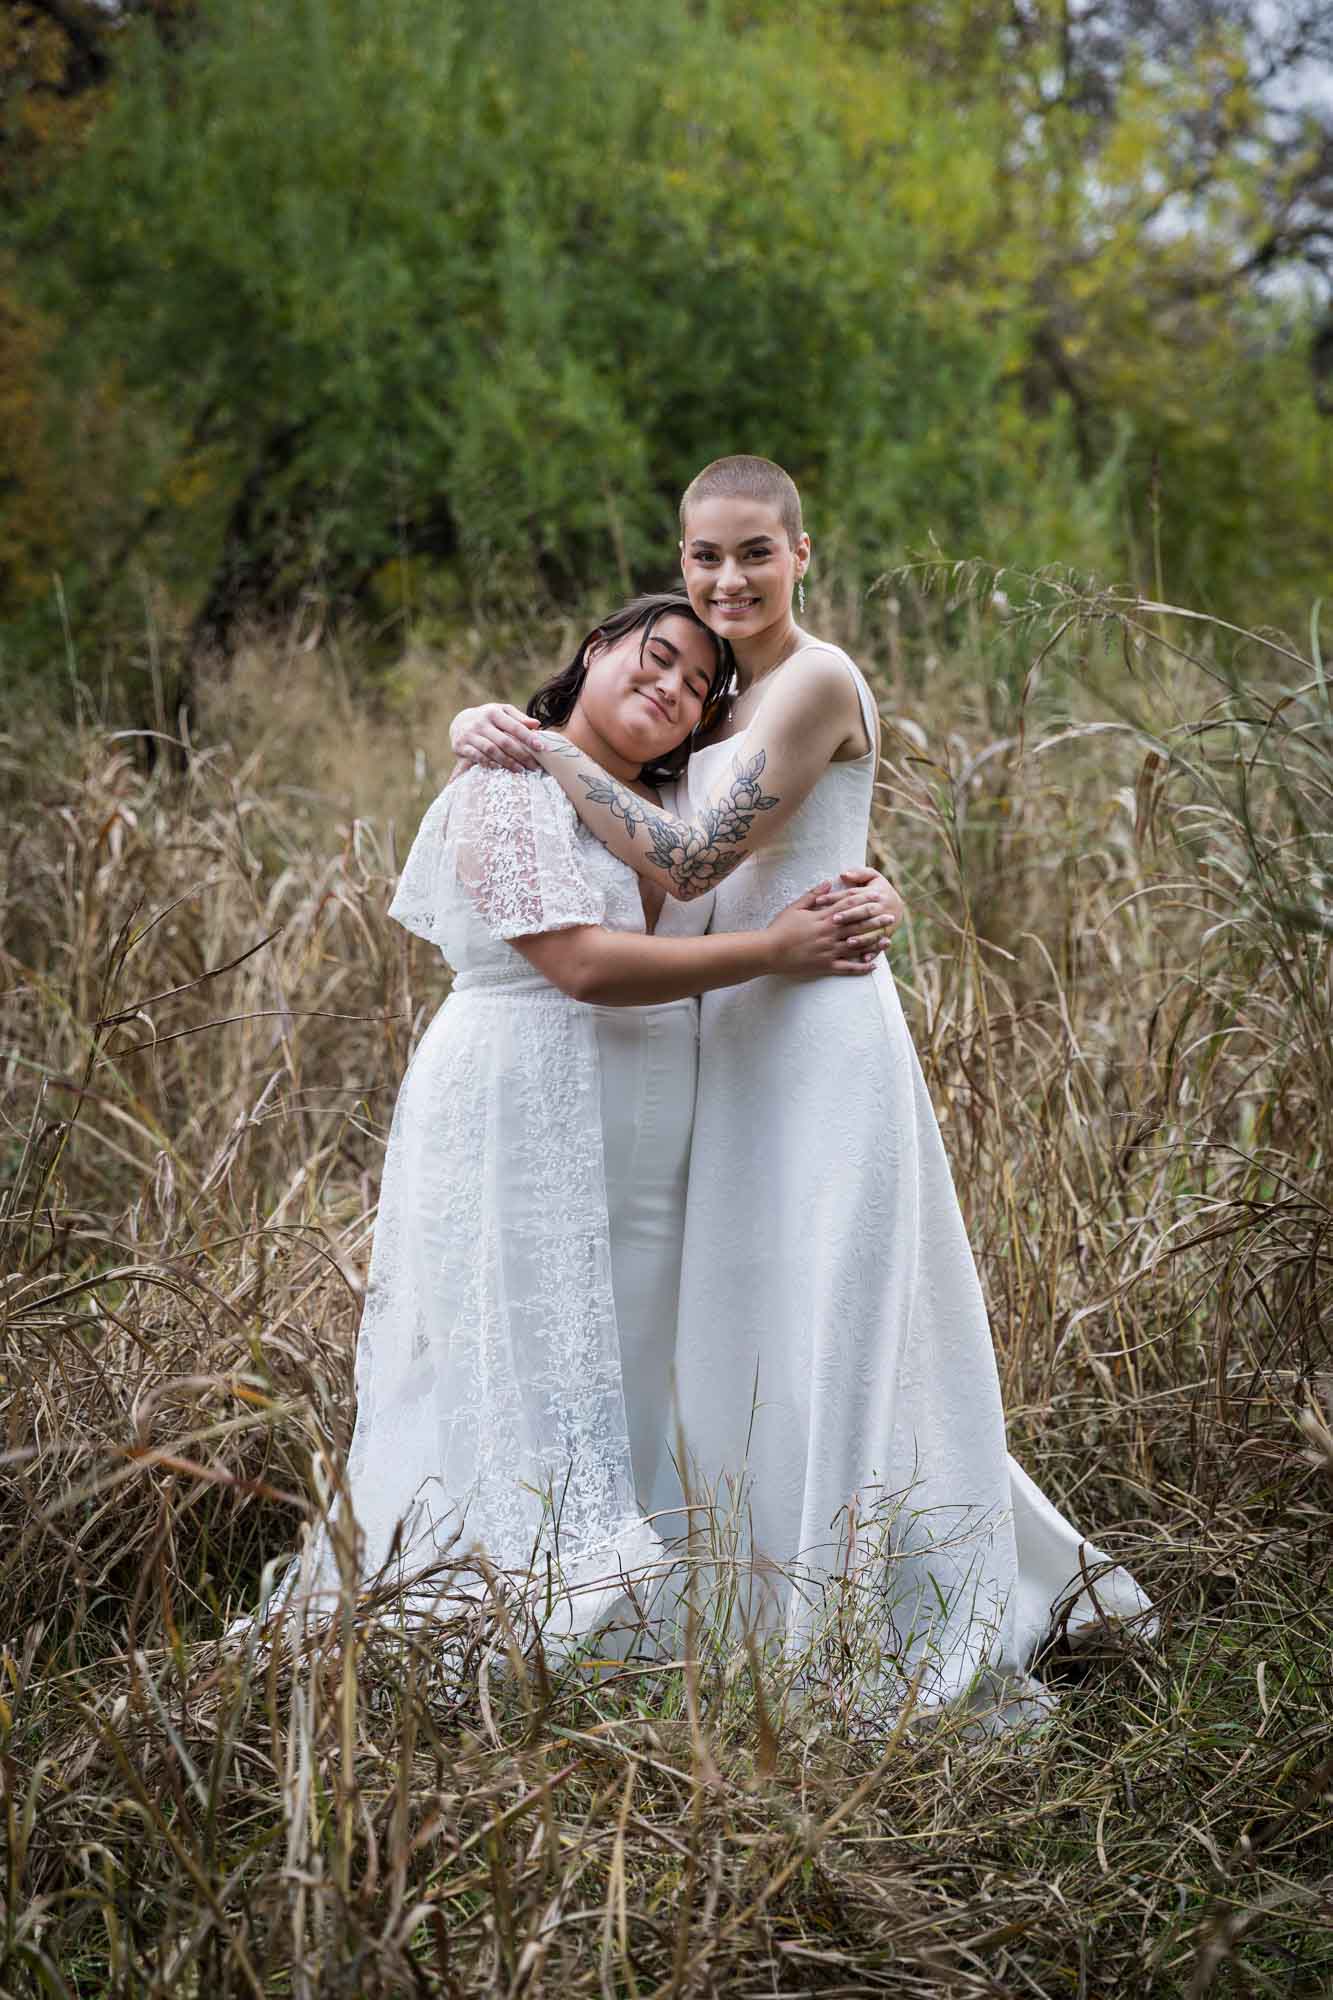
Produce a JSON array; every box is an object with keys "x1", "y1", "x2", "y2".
[
  {"x1": 240, "y1": 985, "x2": 699, "y2": 1644},
  {"x1": 672, "y1": 957, "x2": 1153, "y2": 1711}
]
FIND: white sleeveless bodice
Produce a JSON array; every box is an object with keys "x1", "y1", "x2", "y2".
[{"x1": 687, "y1": 642, "x2": 878, "y2": 932}]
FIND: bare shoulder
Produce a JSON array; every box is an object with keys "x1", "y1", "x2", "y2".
[
  {"x1": 762, "y1": 642, "x2": 865, "y2": 729},
  {"x1": 793, "y1": 640, "x2": 878, "y2": 758}
]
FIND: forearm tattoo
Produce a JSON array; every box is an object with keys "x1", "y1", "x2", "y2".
[{"x1": 535, "y1": 732, "x2": 779, "y2": 894}]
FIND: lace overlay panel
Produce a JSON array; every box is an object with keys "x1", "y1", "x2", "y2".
[{"x1": 257, "y1": 766, "x2": 701, "y2": 1635}]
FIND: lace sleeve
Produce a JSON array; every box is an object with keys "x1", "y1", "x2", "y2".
[{"x1": 389, "y1": 766, "x2": 607, "y2": 949}]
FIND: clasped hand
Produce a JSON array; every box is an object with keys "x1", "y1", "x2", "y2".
[{"x1": 767, "y1": 873, "x2": 902, "y2": 977}]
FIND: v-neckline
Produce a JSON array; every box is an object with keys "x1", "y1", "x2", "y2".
[
  {"x1": 696, "y1": 637, "x2": 823, "y2": 753},
  {"x1": 691, "y1": 639, "x2": 877, "y2": 768}
]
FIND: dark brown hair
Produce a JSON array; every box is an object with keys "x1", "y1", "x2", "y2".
[{"x1": 526, "y1": 592, "x2": 733, "y2": 784}]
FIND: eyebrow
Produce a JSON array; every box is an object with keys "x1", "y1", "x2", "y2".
[{"x1": 687, "y1": 536, "x2": 775, "y2": 553}]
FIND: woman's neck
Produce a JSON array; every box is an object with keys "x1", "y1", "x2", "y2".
[{"x1": 731, "y1": 614, "x2": 809, "y2": 693}]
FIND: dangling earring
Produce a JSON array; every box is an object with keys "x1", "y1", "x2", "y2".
[{"x1": 797, "y1": 576, "x2": 806, "y2": 615}]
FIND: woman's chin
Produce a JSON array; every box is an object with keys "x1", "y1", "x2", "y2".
[{"x1": 608, "y1": 723, "x2": 680, "y2": 766}]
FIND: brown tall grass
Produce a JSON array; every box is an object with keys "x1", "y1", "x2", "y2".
[{"x1": 2, "y1": 576, "x2": 1330, "y2": 1996}]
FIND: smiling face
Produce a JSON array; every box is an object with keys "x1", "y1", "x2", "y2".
[
  {"x1": 680, "y1": 495, "x2": 811, "y2": 648},
  {"x1": 573, "y1": 612, "x2": 717, "y2": 774}
]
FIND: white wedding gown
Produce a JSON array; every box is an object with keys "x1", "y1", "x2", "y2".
[
  {"x1": 233, "y1": 765, "x2": 707, "y2": 1645},
  {"x1": 673, "y1": 642, "x2": 1153, "y2": 1709}
]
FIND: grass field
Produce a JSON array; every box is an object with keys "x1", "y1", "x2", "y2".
[{"x1": 2, "y1": 569, "x2": 1331, "y2": 1996}]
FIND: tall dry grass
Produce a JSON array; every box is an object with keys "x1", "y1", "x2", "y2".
[{"x1": 1, "y1": 580, "x2": 1330, "y2": 1996}]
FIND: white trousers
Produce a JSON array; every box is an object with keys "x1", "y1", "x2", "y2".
[{"x1": 588, "y1": 997, "x2": 698, "y2": 1534}]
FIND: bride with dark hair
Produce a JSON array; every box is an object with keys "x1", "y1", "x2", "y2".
[{"x1": 230, "y1": 591, "x2": 901, "y2": 1645}]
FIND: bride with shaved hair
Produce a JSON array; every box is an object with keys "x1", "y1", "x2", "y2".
[{"x1": 453, "y1": 454, "x2": 1154, "y2": 1722}]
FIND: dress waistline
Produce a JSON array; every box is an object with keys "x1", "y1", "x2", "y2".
[
  {"x1": 448, "y1": 978, "x2": 697, "y2": 1020},
  {"x1": 449, "y1": 975, "x2": 566, "y2": 998}
]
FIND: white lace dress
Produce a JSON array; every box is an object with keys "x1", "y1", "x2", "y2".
[
  {"x1": 672, "y1": 642, "x2": 1153, "y2": 1710},
  {"x1": 241, "y1": 764, "x2": 710, "y2": 1643}
]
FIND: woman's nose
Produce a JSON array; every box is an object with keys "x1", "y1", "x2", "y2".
[{"x1": 718, "y1": 558, "x2": 747, "y2": 591}]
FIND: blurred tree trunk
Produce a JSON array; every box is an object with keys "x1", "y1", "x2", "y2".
[{"x1": 187, "y1": 422, "x2": 312, "y2": 661}]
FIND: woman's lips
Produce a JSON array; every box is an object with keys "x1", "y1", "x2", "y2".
[{"x1": 639, "y1": 690, "x2": 671, "y2": 721}]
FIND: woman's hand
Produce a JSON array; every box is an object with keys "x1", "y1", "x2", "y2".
[
  {"x1": 451, "y1": 702, "x2": 542, "y2": 773},
  {"x1": 812, "y1": 866, "x2": 905, "y2": 955},
  {"x1": 764, "y1": 884, "x2": 879, "y2": 979}
]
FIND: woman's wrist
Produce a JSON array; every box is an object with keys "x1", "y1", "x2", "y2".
[{"x1": 751, "y1": 929, "x2": 781, "y2": 978}]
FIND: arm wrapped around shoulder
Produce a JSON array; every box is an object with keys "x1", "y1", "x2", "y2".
[{"x1": 389, "y1": 765, "x2": 607, "y2": 951}]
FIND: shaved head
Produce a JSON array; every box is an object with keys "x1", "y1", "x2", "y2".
[{"x1": 680, "y1": 455, "x2": 803, "y2": 547}]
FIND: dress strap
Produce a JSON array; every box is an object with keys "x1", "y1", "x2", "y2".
[{"x1": 790, "y1": 640, "x2": 879, "y2": 762}]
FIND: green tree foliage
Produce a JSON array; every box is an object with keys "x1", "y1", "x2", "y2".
[
  {"x1": 0, "y1": 2, "x2": 198, "y2": 627},
  {"x1": 2, "y1": 0, "x2": 1329, "y2": 668},
  {"x1": 14, "y1": 0, "x2": 1018, "y2": 642}
]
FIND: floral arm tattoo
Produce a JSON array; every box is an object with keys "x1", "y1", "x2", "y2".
[{"x1": 534, "y1": 731, "x2": 779, "y2": 896}]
